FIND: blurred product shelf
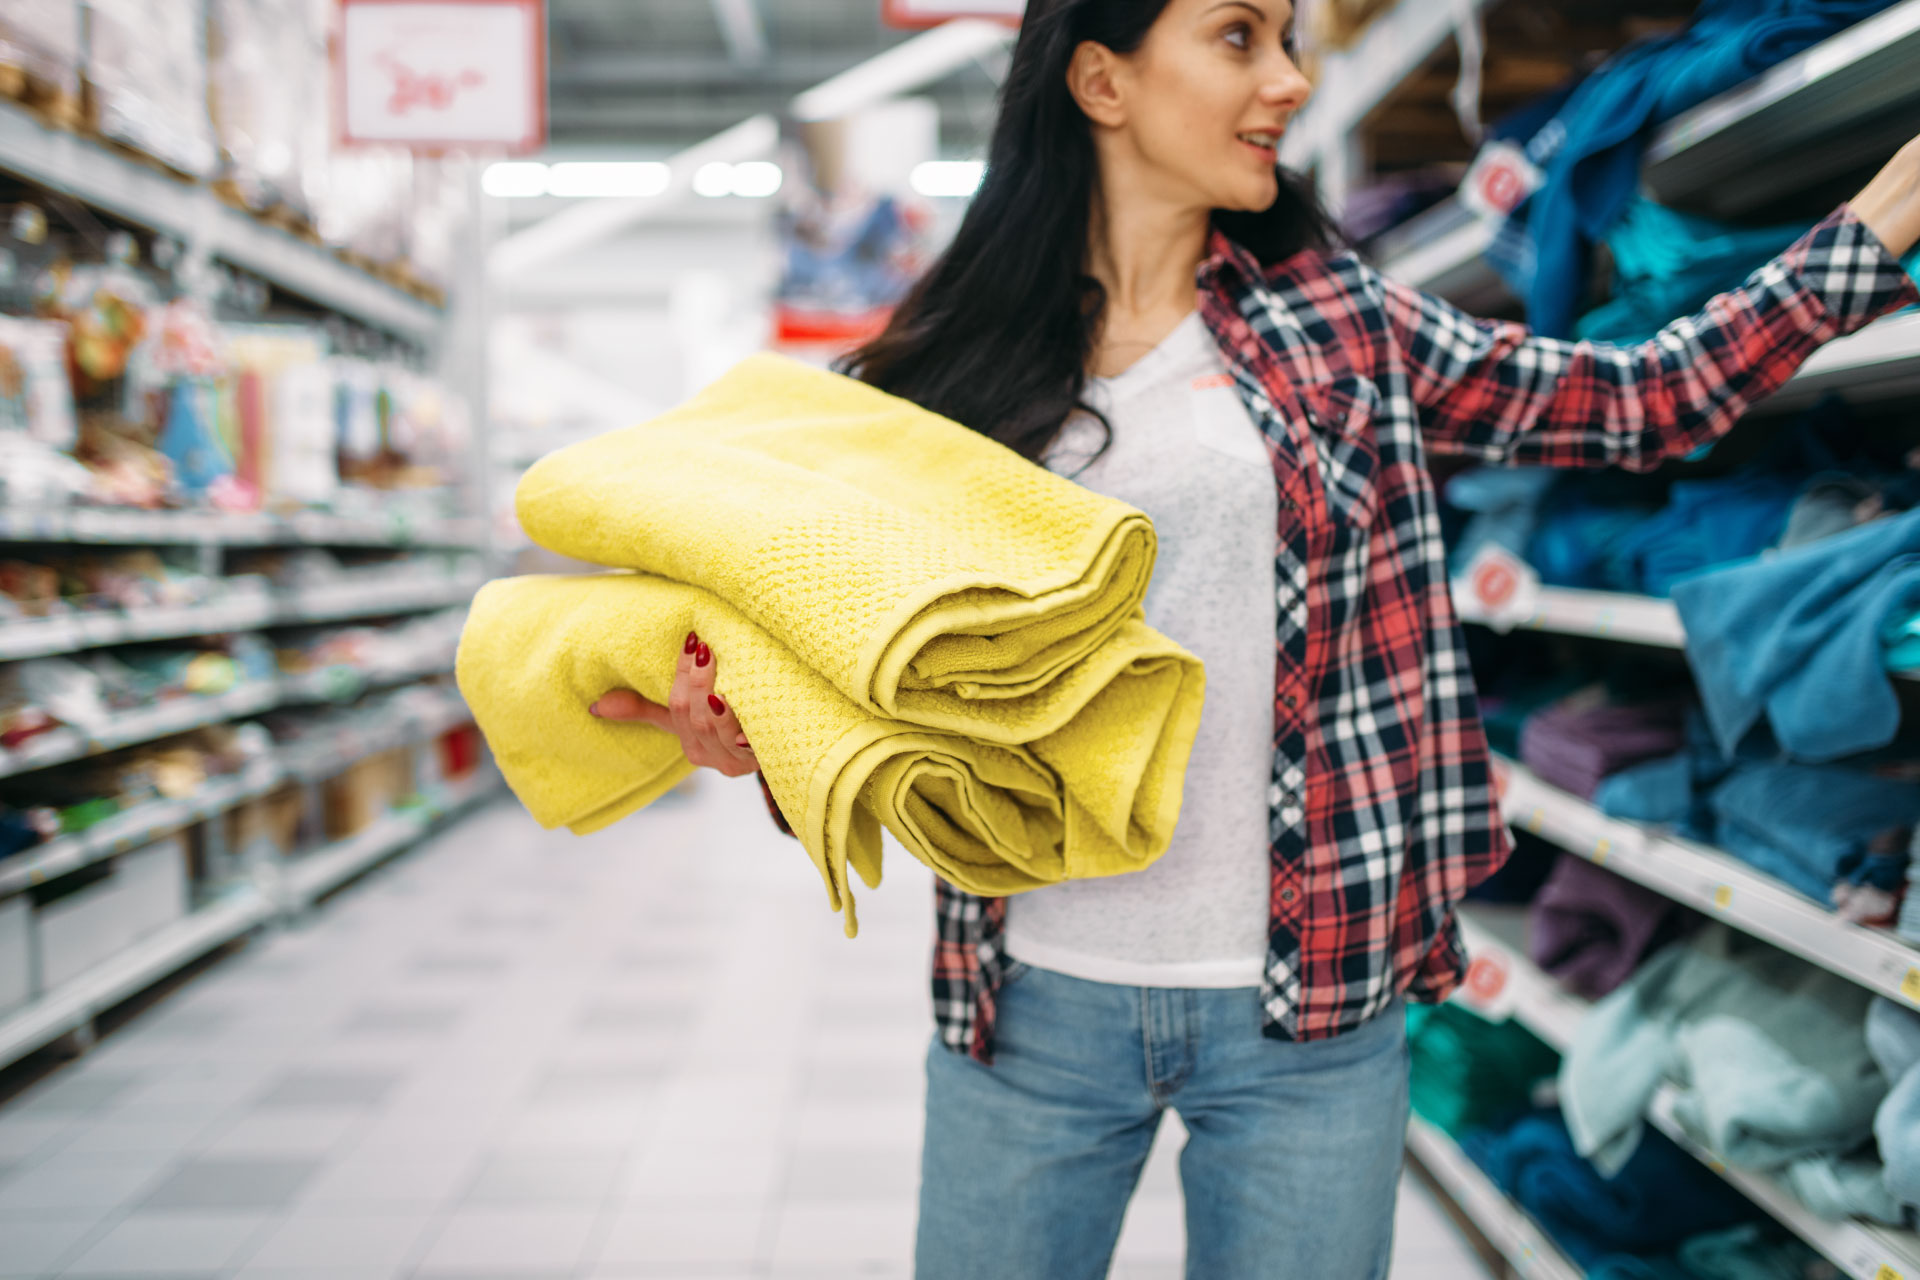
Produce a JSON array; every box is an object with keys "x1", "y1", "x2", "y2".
[
  {"x1": 1405, "y1": 1115, "x2": 1586, "y2": 1280},
  {"x1": 1494, "y1": 756, "x2": 1920, "y2": 1012},
  {"x1": 0, "y1": 98, "x2": 441, "y2": 343},
  {"x1": 1454, "y1": 907, "x2": 1920, "y2": 1280},
  {"x1": 1645, "y1": 0, "x2": 1920, "y2": 216},
  {"x1": 0, "y1": 507, "x2": 485, "y2": 550},
  {"x1": 1454, "y1": 583, "x2": 1920, "y2": 683}
]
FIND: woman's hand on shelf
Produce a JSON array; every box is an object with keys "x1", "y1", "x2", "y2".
[
  {"x1": 588, "y1": 630, "x2": 760, "y2": 777},
  {"x1": 1854, "y1": 132, "x2": 1920, "y2": 260}
]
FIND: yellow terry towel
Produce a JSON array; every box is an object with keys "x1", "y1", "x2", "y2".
[
  {"x1": 513, "y1": 352, "x2": 1163, "y2": 742},
  {"x1": 457, "y1": 572, "x2": 1206, "y2": 935}
]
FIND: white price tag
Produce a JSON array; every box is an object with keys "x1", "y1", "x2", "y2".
[
  {"x1": 1458, "y1": 544, "x2": 1541, "y2": 634},
  {"x1": 1460, "y1": 141, "x2": 1544, "y2": 223}
]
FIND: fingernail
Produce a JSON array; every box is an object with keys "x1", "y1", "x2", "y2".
[
  {"x1": 695, "y1": 643, "x2": 711, "y2": 667},
  {"x1": 684, "y1": 631, "x2": 698, "y2": 655},
  {"x1": 707, "y1": 694, "x2": 726, "y2": 716},
  {"x1": 588, "y1": 700, "x2": 605, "y2": 718},
  {"x1": 735, "y1": 737, "x2": 750, "y2": 748}
]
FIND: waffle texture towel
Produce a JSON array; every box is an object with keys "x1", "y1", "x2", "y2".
[
  {"x1": 514, "y1": 353, "x2": 1173, "y2": 742},
  {"x1": 459, "y1": 355, "x2": 1208, "y2": 934}
]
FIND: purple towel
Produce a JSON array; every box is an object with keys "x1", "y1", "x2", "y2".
[
  {"x1": 1528, "y1": 854, "x2": 1685, "y2": 998},
  {"x1": 1520, "y1": 699, "x2": 1689, "y2": 800}
]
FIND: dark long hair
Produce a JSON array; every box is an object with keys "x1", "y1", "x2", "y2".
[{"x1": 837, "y1": 0, "x2": 1339, "y2": 465}]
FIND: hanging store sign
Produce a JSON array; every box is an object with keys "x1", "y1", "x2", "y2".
[
  {"x1": 881, "y1": 0, "x2": 1025, "y2": 29},
  {"x1": 335, "y1": 0, "x2": 547, "y2": 153}
]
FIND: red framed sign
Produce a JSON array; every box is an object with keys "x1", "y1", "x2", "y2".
[
  {"x1": 881, "y1": 0, "x2": 1025, "y2": 29},
  {"x1": 335, "y1": 0, "x2": 547, "y2": 154}
]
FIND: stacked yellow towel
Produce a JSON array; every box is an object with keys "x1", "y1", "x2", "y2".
[
  {"x1": 515, "y1": 353, "x2": 1164, "y2": 741},
  {"x1": 459, "y1": 353, "x2": 1207, "y2": 934}
]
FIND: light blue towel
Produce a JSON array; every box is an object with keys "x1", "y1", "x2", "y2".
[
  {"x1": 1671, "y1": 507, "x2": 1920, "y2": 762},
  {"x1": 1867, "y1": 997, "x2": 1920, "y2": 1211}
]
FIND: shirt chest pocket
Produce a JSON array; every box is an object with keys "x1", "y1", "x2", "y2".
[
  {"x1": 1305, "y1": 376, "x2": 1384, "y2": 534},
  {"x1": 1188, "y1": 374, "x2": 1272, "y2": 470}
]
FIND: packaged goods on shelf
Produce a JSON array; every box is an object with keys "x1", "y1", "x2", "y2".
[
  {"x1": 0, "y1": 2, "x2": 82, "y2": 117},
  {"x1": 320, "y1": 748, "x2": 413, "y2": 839},
  {"x1": 0, "y1": 314, "x2": 78, "y2": 448},
  {"x1": 82, "y1": 0, "x2": 217, "y2": 179},
  {"x1": 205, "y1": 0, "x2": 328, "y2": 223}
]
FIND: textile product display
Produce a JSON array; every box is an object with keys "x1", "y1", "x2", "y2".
[
  {"x1": 1458, "y1": 1109, "x2": 1760, "y2": 1267},
  {"x1": 459, "y1": 573, "x2": 1204, "y2": 936},
  {"x1": 1671, "y1": 506, "x2": 1920, "y2": 762},
  {"x1": 1519, "y1": 698, "x2": 1689, "y2": 801},
  {"x1": 1561, "y1": 925, "x2": 1886, "y2": 1182},
  {"x1": 1707, "y1": 763, "x2": 1920, "y2": 904},
  {"x1": 1443, "y1": 466, "x2": 1559, "y2": 579},
  {"x1": 1498, "y1": 0, "x2": 1902, "y2": 337},
  {"x1": 1528, "y1": 853, "x2": 1688, "y2": 999},
  {"x1": 1867, "y1": 997, "x2": 1920, "y2": 1211},
  {"x1": 512, "y1": 353, "x2": 1175, "y2": 741},
  {"x1": 1901, "y1": 830, "x2": 1920, "y2": 945},
  {"x1": 1405, "y1": 1002, "x2": 1560, "y2": 1136},
  {"x1": 1605, "y1": 473, "x2": 1801, "y2": 599},
  {"x1": 1576, "y1": 199, "x2": 1814, "y2": 347}
]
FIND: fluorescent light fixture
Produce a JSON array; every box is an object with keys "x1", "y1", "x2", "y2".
[
  {"x1": 729, "y1": 161, "x2": 784, "y2": 198},
  {"x1": 483, "y1": 161, "x2": 549, "y2": 198},
  {"x1": 693, "y1": 161, "x2": 737, "y2": 198},
  {"x1": 911, "y1": 159, "x2": 985, "y2": 198},
  {"x1": 545, "y1": 161, "x2": 672, "y2": 198}
]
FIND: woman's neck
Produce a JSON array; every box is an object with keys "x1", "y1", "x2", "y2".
[{"x1": 1085, "y1": 178, "x2": 1212, "y2": 378}]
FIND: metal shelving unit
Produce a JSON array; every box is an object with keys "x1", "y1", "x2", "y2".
[
  {"x1": 1645, "y1": 0, "x2": 1920, "y2": 217},
  {"x1": 1453, "y1": 582, "x2": 1920, "y2": 685},
  {"x1": 1496, "y1": 756, "x2": 1920, "y2": 1013},
  {"x1": 0, "y1": 571, "x2": 482, "y2": 663},
  {"x1": 1453, "y1": 908, "x2": 1920, "y2": 1280},
  {"x1": 0, "y1": 99, "x2": 440, "y2": 343},
  {"x1": 281, "y1": 764, "x2": 502, "y2": 909},
  {"x1": 0, "y1": 507, "x2": 484, "y2": 549}
]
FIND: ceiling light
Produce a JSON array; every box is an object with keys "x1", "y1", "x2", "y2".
[
  {"x1": 729, "y1": 161, "x2": 784, "y2": 198},
  {"x1": 482, "y1": 161, "x2": 549, "y2": 198},
  {"x1": 910, "y1": 160, "x2": 986, "y2": 198},
  {"x1": 693, "y1": 161, "x2": 736, "y2": 198},
  {"x1": 545, "y1": 162, "x2": 672, "y2": 199}
]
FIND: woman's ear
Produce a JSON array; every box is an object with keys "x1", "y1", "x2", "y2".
[{"x1": 1065, "y1": 40, "x2": 1128, "y2": 129}]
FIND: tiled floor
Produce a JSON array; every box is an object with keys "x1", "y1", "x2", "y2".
[{"x1": 0, "y1": 772, "x2": 1492, "y2": 1279}]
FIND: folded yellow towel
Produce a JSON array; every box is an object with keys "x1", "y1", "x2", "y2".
[
  {"x1": 513, "y1": 353, "x2": 1162, "y2": 742},
  {"x1": 456, "y1": 572, "x2": 1205, "y2": 935}
]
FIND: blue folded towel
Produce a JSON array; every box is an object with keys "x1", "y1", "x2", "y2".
[{"x1": 1672, "y1": 507, "x2": 1920, "y2": 761}]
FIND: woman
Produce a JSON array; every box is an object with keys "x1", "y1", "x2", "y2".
[{"x1": 588, "y1": 0, "x2": 1920, "y2": 1274}]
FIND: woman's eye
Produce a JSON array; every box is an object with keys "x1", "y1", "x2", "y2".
[{"x1": 1223, "y1": 23, "x2": 1251, "y2": 49}]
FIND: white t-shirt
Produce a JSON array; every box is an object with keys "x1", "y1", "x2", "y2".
[{"x1": 1002, "y1": 311, "x2": 1278, "y2": 989}]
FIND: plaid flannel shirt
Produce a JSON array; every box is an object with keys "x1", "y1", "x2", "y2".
[{"x1": 759, "y1": 204, "x2": 1919, "y2": 1063}]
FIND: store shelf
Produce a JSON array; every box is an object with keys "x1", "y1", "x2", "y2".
[
  {"x1": 1754, "y1": 310, "x2": 1920, "y2": 415},
  {"x1": 277, "y1": 573, "x2": 483, "y2": 625},
  {"x1": 0, "y1": 658, "x2": 460, "y2": 781},
  {"x1": 0, "y1": 99, "x2": 439, "y2": 344},
  {"x1": 281, "y1": 765, "x2": 502, "y2": 909},
  {"x1": 1406, "y1": 1115, "x2": 1586, "y2": 1280},
  {"x1": 1454, "y1": 907, "x2": 1920, "y2": 1280},
  {"x1": 276, "y1": 653, "x2": 457, "y2": 707},
  {"x1": 1454, "y1": 582, "x2": 1920, "y2": 688},
  {"x1": 0, "y1": 573, "x2": 478, "y2": 664},
  {"x1": 1495, "y1": 756, "x2": 1920, "y2": 1013},
  {"x1": 0, "y1": 759, "x2": 284, "y2": 899},
  {"x1": 1375, "y1": 200, "x2": 1510, "y2": 313},
  {"x1": 275, "y1": 693, "x2": 475, "y2": 785},
  {"x1": 1455, "y1": 585, "x2": 1687, "y2": 649},
  {"x1": 0, "y1": 507, "x2": 484, "y2": 549},
  {"x1": 1644, "y1": 1090, "x2": 1920, "y2": 1280},
  {"x1": 1646, "y1": 0, "x2": 1920, "y2": 217},
  {"x1": 0, "y1": 887, "x2": 275, "y2": 1070}
]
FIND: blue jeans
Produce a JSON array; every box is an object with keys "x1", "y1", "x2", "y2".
[{"x1": 916, "y1": 963, "x2": 1412, "y2": 1280}]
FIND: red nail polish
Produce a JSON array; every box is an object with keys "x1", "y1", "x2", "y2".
[
  {"x1": 707, "y1": 694, "x2": 726, "y2": 716},
  {"x1": 695, "y1": 643, "x2": 710, "y2": 667},
  {"x1": 684, "y1": 631, "x2": 698, "y2": 654}
]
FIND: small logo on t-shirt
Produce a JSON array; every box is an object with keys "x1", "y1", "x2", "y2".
[{"x1": 1192, "y1": 372, "x2": 1235, "y2": 391}]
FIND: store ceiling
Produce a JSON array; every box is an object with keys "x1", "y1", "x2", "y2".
[{"x1": 544, "y1": 0, "x2": 1006, "y2": 152}]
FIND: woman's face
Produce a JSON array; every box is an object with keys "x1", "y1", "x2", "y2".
[{"x1": 1094, "y1": 0, "x2": 1312, "y2": 213}]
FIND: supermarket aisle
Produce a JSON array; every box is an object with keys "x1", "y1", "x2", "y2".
[{"x1": 0, "y1": 773, "x2": 1488, "y2": 1280}]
